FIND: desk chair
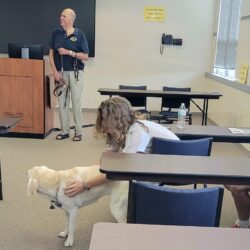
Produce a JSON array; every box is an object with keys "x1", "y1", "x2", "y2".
[
  {"x1": 130, "y1": 181, "x2": 224, "y2": 227},
  {"x1": 118, "y1": 85, "x2": 149, "y2": 118},
  {"x1": 160, "y1": 86, "x2": 192, "y2": 124},
  {"x1": 151, "y1": 137, "x2": 213, "y2": 188}
]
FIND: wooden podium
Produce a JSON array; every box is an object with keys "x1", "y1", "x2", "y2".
[{"x1": 0, "y1": 58, "x2": 54, "y2": 138}]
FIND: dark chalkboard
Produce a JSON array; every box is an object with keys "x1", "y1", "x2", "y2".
[{"x1": 0, "y1": 0, "x2": 95, "y2": 57}]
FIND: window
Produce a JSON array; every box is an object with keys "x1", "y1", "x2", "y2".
[{"x1": 214, "y1": 0, "x2": 241, "y2": 79}]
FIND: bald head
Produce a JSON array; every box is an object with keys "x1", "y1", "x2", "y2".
[
  {"x1": 60, "y1": 8, "x2": 76, "y2": 28},
  {"x1": 64, "y1": 8, "x2": 76, "y2": 22}
]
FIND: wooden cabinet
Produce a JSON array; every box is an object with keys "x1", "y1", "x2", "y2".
[{"x1": 0, "y1": 58, "x2": 53, "y2": 138}]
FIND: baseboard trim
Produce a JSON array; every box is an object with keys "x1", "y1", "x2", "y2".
[{"x1": 0, "y1": 129, "x2": 53, "y2": 139}]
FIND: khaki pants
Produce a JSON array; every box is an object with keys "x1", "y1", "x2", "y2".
[{"x1": 58, "y1": 71, "x2": 84, "y2": 136}]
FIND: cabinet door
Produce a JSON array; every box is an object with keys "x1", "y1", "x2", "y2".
[{"x1": 0, "y1": 58, "x2": 44, "y2": 134}]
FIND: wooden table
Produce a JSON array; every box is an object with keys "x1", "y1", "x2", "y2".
[
  {"x1": 167, "y1": 124, "x2": 250, "y2": 143},
  {"x1": 98, "y1": 88, "x2": 222, "y2": 125},
  {"x1": 100, "y1": 151, "x2": 250, "y2": 185},
  {"x1": 89, "y1": 222, "x2": 250, "y2": 250}
]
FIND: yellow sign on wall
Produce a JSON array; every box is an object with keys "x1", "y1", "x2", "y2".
[
  {"x1": 239, "y1": 63, "x2": 249, "y2": 84},
  {"x1": 144, "y1": 6, "x2": 165, "y2": 22}
]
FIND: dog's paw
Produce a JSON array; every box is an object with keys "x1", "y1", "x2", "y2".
[
  {"x1": 58, "y1": 231, "x2": 68, "y2": 238},
  {"x1": 64, "y1": 237, "x2": 74, "y2": 247}
]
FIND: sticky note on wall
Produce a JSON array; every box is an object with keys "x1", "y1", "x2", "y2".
[
  {"x1": 144, "y1": 6, "x2": 165, "y2": 22},
  {"x1": 239, "y1": 63, "x2": 249, "y2": 84}
]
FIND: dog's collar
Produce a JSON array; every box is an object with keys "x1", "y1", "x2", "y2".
[
  {"x1": 50, "y1": 200, "x2": 62, "y2": 209},
  {"x1": 50, "y1": 174, "x2": 62, "y2": 209}
]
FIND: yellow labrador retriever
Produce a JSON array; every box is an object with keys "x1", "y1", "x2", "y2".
[{"x1": 27, "y1": 165, "x2": 128, "y2": 247}]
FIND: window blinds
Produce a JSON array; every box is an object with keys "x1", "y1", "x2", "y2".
[{"x1": 214, "y1": 0, "x2": 241, "y2": 70}]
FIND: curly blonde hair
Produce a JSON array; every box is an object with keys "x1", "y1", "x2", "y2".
[{"x1": 94, "y1": 97, "x2": 135, "y2": 149}]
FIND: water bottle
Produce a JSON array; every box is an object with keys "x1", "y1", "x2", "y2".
[{"x1": 177, "y1": 103, "x2": 186, "y2": 129}]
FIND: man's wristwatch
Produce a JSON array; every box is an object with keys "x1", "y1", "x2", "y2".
[{"x1": 69, "y1": 50, "x2": 77, "y2": 57}]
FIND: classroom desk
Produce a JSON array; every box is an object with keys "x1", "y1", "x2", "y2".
[
  {"x1": 0, "y1": 116, "x2": 21, "y2": 200},
  {"x1": 98, "y1": 88, "x2": 222, "y2": 125},
  {"x1": 167, "y1": 124, "x2": 250, "y2": 143},
  {"x1": 101, "y1": 152, "x2": 250, "y2": 222},
  {"x1": 100, "y1": 151, "x2": 250, "y2": 185},
  {"x1": 89, "y1": 222, "x2": 250, "y2": 250}
]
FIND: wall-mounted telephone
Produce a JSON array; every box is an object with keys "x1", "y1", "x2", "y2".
[
  {"x1": 160, "y1": 33, "x2": 183, "y2": 54},
  {"x1": 161, "y1": 33, "x2": 173, "y2": 45}
]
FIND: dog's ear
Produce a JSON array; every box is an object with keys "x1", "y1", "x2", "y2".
[{"x1": 27, "y1": 178, "x2": 38, "y2": 196}]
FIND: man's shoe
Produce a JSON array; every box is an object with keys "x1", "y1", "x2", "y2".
[
  {"x1": 56, "y1": 134, "x2": 70, "y2": 140},
  {"x1": 231, "y1": 224, "x2": 249, "y2": 228},
  {"x1": 73, "y1": 134, "x2": 82, "y2": 142}
]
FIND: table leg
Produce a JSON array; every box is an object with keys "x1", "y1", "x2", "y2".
[
  {"x1": 127, "y1": 180, "x2": 133, "y2": 223},
  {"x1": 191, "y1": 99, "x2": 206, "y2": 126},
  {"x1": 205, "y1": 99, "x2": 209, "y2": 125},
  {"x1": 202, "y1": 99, "x2": 209, "y2": 126}
]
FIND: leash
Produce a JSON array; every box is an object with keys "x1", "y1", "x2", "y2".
[
  {"x1": 73, "y1": 54, "x2": 79, "y2": 81},
  {"x1": 53, "y1": 55, "x2": 69, "y2": 108}
]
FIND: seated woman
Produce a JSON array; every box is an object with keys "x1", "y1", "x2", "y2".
[
  {"x1": 225, "y1": 185, "x2": 250, "y2": 228},
  {"x1": 64, "y1": 96, "x2": 179, "y2": 197}
]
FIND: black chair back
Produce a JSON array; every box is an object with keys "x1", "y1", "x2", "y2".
[
  {"x1": 162, "y1": 86, "x2": 191, "y2": 111},
  {"x1": 119, "y1": 85, "x2": 147, "y2": 109}
]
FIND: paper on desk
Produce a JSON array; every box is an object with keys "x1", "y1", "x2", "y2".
[{"x1": 228, "y1": 128, "x2": 250, "y2": 134}]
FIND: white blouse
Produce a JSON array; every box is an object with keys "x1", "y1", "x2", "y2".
[{"x1": 122, "y1": 120, "x2": 179, "y2": 154}]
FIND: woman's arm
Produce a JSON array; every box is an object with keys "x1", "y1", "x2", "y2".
[
  {"x1": 64, "y1": 144, "x2": 120, "y2": 197},
  {"x1": 64, "y1": 172, "x2": 108, "y2": 197}
]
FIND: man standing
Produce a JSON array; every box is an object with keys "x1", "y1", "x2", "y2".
[{"x1": 49, "y1": 8, "x2": 89, "y2": 141}]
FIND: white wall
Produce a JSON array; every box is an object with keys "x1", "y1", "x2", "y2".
[
  {"x1": 83, "y1": 0, "x2": 216, "y2": 110},
  {"x1": 203, "y1": 77, "x2": 250, "y2": 150},
  {"x1": 240, "y1": 0, "x2": 250, "y2": 17}
]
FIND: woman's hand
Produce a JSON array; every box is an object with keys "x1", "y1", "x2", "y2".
[
  {"x1": 64, "y1": 180, "x2": 85, "y2": 197},
  {"x1": 64, "y1": 173, "x2": 107, "y2": 197}
]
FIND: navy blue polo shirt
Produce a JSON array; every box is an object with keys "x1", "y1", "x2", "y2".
[{"x1": 49, "y1": 27, "x2": 89, "y2": 71}]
